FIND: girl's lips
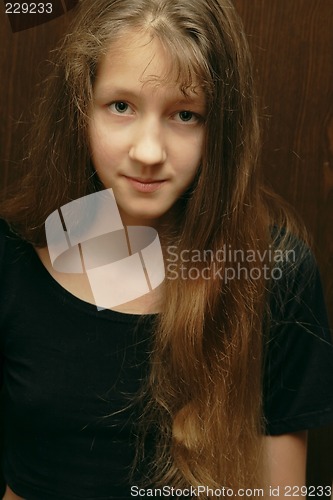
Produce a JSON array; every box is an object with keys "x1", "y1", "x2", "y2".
[{"x1": 124, "y1": 176, "x2": 167, "y2": 193}]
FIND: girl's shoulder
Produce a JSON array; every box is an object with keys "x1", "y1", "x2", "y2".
[
  {"x1": 269, "y1": 227, "x2": 321, "y2": 307},
  {"x1": 264, "y1": 229, "x2": 333, "y2": 434},
  {"x1": 0, "y1": 218, "x2": 21, "y2": 244},
  {"x1": 268, "y1": 226, "x2": 328, "y2": 339},
  {"x1": 0, "y1": 218, "x2": 19, "y2": 239},
  {"x1": 0, "y1": 219, "x2": 30, "y2": 271},
  {"x1": 0, "y1": 218, "x2": 10, "y2": 235},
  {"x1": 0, "y1": 219, "x2": 11, "y2": 262}
]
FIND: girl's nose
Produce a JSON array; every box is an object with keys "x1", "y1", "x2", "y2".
[{"x1": 129, "y1": 119, "x2": 167, "y2": 165}]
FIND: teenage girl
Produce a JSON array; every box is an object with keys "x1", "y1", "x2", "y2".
[{"x1": 1, "y1": 0, "x2": 333, "y2": 499}]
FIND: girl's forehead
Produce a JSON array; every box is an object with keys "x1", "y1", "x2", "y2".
[{"x1": 94, "y1": 29, "x2": 205, "y2": 99}]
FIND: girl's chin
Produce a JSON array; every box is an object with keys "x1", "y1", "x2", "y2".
[
  {"x1": 117, "y1": 205, "x2": 175, "y2": 228},
  {"x1": 118, "y1": 211, "x2": 165, "y2": 228}
]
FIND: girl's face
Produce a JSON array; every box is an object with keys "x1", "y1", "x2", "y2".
[{"x1": 88, "y1": 30, "x2": 206, "y2": 227}]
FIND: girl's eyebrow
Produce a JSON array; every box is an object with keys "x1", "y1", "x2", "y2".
[
  {"x1": 175, "y1": 96, "x2": 206, "y2": 107},
  {"x1": 93, "y1": 86, "x2": 139, "y2": 100}
]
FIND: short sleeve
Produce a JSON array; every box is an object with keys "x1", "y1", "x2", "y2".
[{"x1": 263, "y1": 244, "x2": 333, "y2": 435}]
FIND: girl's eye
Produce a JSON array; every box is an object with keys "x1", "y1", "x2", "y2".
[
  {"x1": 175, "y1": 111, "x2": 200, "y2": 123},
  {"x1": 109, "y1": 101, "x2": 133, "y2": 114}
]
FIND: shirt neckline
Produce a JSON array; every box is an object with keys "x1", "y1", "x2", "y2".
[{"x1": 25, "y1": 238, "x2": 158, "y2": 322}]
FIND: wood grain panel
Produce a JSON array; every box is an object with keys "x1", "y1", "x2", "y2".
[
  {"x1": 0, "y1": 1, "x2": 73, "y2": 189},
  {"x1": 234, "y1": 0, "x2": 333, "y2": 335},
  {"x1": 234, "y1": 0, "x2": 333, "y2": 232}
]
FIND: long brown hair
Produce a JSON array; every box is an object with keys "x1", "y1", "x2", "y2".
[{"x1": 0, "y1": 0, "x2": 305, "y2": 496}]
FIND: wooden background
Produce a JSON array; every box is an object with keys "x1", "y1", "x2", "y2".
[{"x1": 0, "y1": 0, "x2": 332, "y2": 490}]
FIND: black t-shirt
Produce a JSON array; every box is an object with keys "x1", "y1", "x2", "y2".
[{"x1": 0, "y1": 220, "x2": 332, "y2": 499}]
